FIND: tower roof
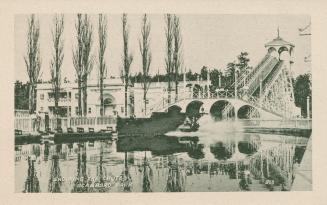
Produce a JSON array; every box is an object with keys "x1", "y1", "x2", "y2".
[
  {"x1": 265, "y1": 36, "x2": 295, "y2": 48},
  {"x1": 265, "y1": 28, "x2": 295, "y2": 48}
]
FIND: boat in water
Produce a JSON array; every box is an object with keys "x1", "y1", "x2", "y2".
[
  {"x1": 116, "y1": 109, "x2": 186, "y2": 138},
  {"x1": 178, "y1": 117, "x2": 200, "y2": 132}
]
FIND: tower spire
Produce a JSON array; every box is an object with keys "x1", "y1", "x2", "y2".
[{"x1": 277, "y1": 26, "x2": 280, "y2": 38}]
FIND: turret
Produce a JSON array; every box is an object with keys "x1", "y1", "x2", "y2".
[{"x1": 265, "y1": 28, "x2": 295, "y2": 63}]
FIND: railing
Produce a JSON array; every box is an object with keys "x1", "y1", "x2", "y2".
[
  {"x1": 14, "y1": 116, "x2": 117, "y2": 133},
  {"x1": 262, "y1": 61, "x2": 284, "y2": 96},
  {"x1": 240, "y1": 119, "x2": 312, "y2": 129},
  {"x1": 230, "y1": 54, "x2": 271, "y2": 89},
  {"x1": 247, "y1": 57, "x2": 279, "y2": 95},
  {"x1": 240, "y1": 54, "x2": 272, "y2": 88}
]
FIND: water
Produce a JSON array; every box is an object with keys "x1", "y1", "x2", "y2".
[{"x1": 15, "y1": 116, "x2": 309, "y2": 192}]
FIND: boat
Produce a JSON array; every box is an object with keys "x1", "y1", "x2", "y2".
[
  {"x1": 178, "y1": 117, "x2": 200, "y2": 132},
  {"x1": 116, "y1": 109, "x2": 186, "y2": 138},
  {"x1": 179, "y1": 123, "x2": 199, "y2": 132}
]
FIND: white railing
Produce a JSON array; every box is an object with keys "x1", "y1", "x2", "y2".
[
  {"x1": 262, "y1": 61, "x2": 284, "y2": 96},
  {"x1": 247, "y1": 58, "x2": 279, "y2": 95},
  {"x1": 15, "y1": 116, "x2": 117, "y2": 133},
  {"x1": 240, "y1": 119, "x2": 312, "y2": 129},
  {"x1": 14, "y1": 117, "x2": 33, "y2": 132}
]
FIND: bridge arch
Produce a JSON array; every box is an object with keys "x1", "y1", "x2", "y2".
[
  {"x1": 268, "y1": 47, "x2": 279, "y2": 58},
  {"x1": 237, "y1": 104, "x2": 260, "y2": 119},
  {"x1": 168, "y1": 105, "x2": 182, "y2": 114},
  {"x1": 185, "y1": 100, "x2": 204, "y2": 117},
  {"x1": 209, "y1": 100, "x2": 235, "y2": 120}
]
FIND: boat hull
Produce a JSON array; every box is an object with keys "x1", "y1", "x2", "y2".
[{"x1": 117, "y1": 111, "x2": 186, "y2": 138}]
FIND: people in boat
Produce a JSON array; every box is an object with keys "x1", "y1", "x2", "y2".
[{"x1": 184, "y1": 117, "x2": 192, "y2": 126}]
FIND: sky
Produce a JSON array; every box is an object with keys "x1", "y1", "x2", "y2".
[{"x1": 15, "y1": 14, "x2": 311, "y2": 82}]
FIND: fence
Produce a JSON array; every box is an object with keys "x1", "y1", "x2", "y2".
[{"x1": 15, "y1": 116, "x2": 117, "y2": 133}]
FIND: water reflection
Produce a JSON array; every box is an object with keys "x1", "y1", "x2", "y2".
[
  {"x1": 23, "y1": 156, "x2": 40, "y2": 193},
  {"x1": 15, "y1": 122, "x2": 309, "y2": 192},
  {"x1": 48, "y1": 145, "x2": 62, "y2": 192}
]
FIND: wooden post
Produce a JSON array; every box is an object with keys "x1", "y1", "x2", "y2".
[
  {"x1": 236, "y1": 161, "x2": 238, "y2": 179},
  {"x1": 307, "y1": 96, "x2": 310, "y2": 119},
  {"x1": 266, "y1": 150, "x2": 269, "y2": 178},
  {"x1": 260, "y1": 152, "x2": 264, "y2": 182}
]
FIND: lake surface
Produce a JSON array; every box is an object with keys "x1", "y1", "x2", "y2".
[{"x1": 15, "y1": 116, "x2": 310, "y2": 192}]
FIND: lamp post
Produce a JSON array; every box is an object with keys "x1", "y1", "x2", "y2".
[
  {"x1": 234, "y1": 68, "x2": 238, "y2": 100},
  {"x1": 218, "y1": 73, "x2": 221, "y2": 88}
]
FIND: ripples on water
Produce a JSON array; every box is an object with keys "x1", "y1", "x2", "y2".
[{"x1": 15, "y1": 116, "x2": 309, "y2": 192}]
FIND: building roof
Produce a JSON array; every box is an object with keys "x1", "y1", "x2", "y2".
[{"x1": 265, "y1": 36, "x2": 295, "y2": 48}]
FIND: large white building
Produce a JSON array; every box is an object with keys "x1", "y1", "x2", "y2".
[
  {"x1": 36, "y1": 76, "x2": 206, "y2": 118},
  {"x1": 36, "y1": 78, "x2": 129, "y2": 118}
]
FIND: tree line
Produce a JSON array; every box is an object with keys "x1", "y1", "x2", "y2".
[
  {"x1": 21, "y1": 14, "x2": 184, "y2": 121},
  {"x1": 18, "y1": 14, "x2": 312, "y2": 119}
]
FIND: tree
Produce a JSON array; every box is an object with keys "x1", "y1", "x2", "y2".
[
  {"x1": 209, "y1": 68, "x2": 223, "y2": 90},
  {"x1": 225, "y1": 62, "x2": 236, "y2": 88},
  {"x1": 73, "y1": 14, "x2": 83, "y2": 116},
  {"x1": 73, "y1": 14, "x2": 94, "y2": 116},
  {"x1": 139, "y1": 14, "x2": 152, "y2": 116},
  {"x1": 24, "y1": 14, "x2": 41, "y2": 114},
  {"x1": 293, "y1": 73, "x2": 312, "y2": 117},
  {"x1": 50, "y1": 15, "x2": 64, "y2": 128},
  {"x1": 236, "y1": 52, "x2": 250, "y2": 73},
  {"x1": 122, "y1": 14, "x2": 133, "y2": 117},
  {"x1": 81, "y1": 15, "x2": 94, "y2": 117},
  {"x1": 98, "y1": 14, "x2": 108, "y2": 116},
  {"x1": 186, "y1": 70, "x2": 197, "y2": 81},
  {"x1": 200, "y1": 66, "x2": 208, "y2": 80},
  {"x1": 15, "y1": 81, "x2": 29, "y2": 110},
  {"x1": 164, "y1": 14, "x2": 174, "y2": 103},
  {"x1": 173, "y1": 15, "x2": 182, "y2": 101}
]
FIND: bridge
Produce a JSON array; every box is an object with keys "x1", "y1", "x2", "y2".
[{"x1": 148, "y1": 34, "x2": 302, "y2": 121}]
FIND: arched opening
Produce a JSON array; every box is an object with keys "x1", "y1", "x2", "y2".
[
  {"x1": 192, "y1": 84, "x2": 202, "y2": 98},
  {"x1": 237, "y1": 105, "x2": 260, "y2": 119},
  {"x1": 168, "y1": 105, "x2": 182, "y2": 114},
  {"x1": 278, "y1": 46, "x2": 290, "y2": 61},
  {"x1": 268, "y1": 47, "x2": 278, "y2": 58},
  {"x1": 185, "y1": 100, "x2": 203, "y2": 118},
  {"x1": 103, "y1": 95, "x2": 116, "y2": 116},
  {"x1": 268, "y1": 47, "x2": 276, "y2": 53},
  {"x1": 209, "y1": 100, "x2": 235, "y2": 121}
]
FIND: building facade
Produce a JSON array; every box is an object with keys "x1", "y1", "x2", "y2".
[
  {"x1": 36, "y1": 76, "x2": 209, "y2": 118},
  {"x1": 36, "y1": 78, "x2": 130, "y2": 118}
]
